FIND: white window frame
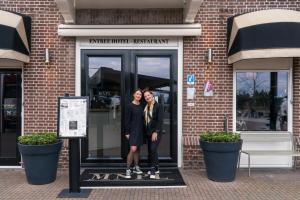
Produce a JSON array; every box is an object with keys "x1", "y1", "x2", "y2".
[
  {"x1": 233, "y1": 67, "x2": 293, "y2": 134},
  {"x1": 75, "y1": 37, "x2": 183, "y2": 167}
]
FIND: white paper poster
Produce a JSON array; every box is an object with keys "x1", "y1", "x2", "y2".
[
  {"x1": 58, "y1": 97, "x2": 88, "y2": 138},
  {"x1": 187, "y1": 88, "x2": 196, "y2": 100}
]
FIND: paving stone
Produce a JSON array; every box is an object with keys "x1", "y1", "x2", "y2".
[{"x1": 0, "y1": 169, "x2": 300, "y2": 200}]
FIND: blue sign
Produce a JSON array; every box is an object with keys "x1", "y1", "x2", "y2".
[{"x1": 187, "y1": 74, "x2": 195, "y2": 85}]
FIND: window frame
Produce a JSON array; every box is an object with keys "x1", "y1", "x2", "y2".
[{"x1": 233, "y1": 68, "x2": 293, "y2": 133}]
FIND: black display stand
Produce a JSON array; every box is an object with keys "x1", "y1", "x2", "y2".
[{"x1": 57, "y1": 94, "x2": 91, "y2": 198}]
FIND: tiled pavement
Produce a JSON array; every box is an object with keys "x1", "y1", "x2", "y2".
[{"x1": 1, "y1": 168, "x2": 300, "y2": 200}]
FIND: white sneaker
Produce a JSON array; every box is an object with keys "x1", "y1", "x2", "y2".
[
  {"x1": 147, "y1": 169, "x2": 160, "y2": 175},
  {"x1": 133, "y1": 165, "x2": 143, "y2": 175},
  {"x1": 125, "y1": 169, "x2": 131, "y2": 179},
  {"x1": 149, "y1": 170, "x2": 156, "y2": 179}
]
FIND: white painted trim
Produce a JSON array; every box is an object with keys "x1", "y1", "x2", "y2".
[
  {"x1": 0, "y1": 166, "x2": 22, "y2": 169},
  {"x1": 234, "y1": 69, "x2": 292, "y2": 133},
  {"x1": 183, "y1": 0, "x2": 203, "y2": 23},
  {"x1": 177, "y1": 38, "x2": 183, "y2": 168},
  {"x1": 55, "y1": 0, "x2": 75, "y2": 24},
  {"x1": 233, "y1": 58, "x2": 293, "y2": 168},
  {"x1": 81, "y1": 185, "x2": 187, "y2": 189},
  {"x1": 288, "y1": 59, "x2": 293, "y2": 133},
  {"x1": 76, "y1": 37, "x2": 183, "y2": 167},
  {"x1": 58, "y1": 24, "x2": 202, "y2": 37}
]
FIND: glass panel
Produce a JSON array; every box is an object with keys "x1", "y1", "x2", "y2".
[
  {"x1": 236, "y1": 72, "x2": 288, "y2": 131},
  {"x1": 88, "y1": 57, "x2": 122, "y2": 158},
  {"x1": 0, "y1": 74, "x2": 18, "y2": 159},
  {"x1": 137, "y1": 57, "x2": 171, "y2": 157}
]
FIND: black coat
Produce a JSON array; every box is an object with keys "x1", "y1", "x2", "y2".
[{"x1": 144, "y1": 101, "x2": 164, "y2": 136}]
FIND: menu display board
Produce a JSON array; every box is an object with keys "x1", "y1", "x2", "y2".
[{"x1": 58, "y1": 97, "x2": 89, "y2": 138}]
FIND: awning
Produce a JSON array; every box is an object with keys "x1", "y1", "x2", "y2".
[
  {"x1": 0, "y1": 10, "x2": 31, "y2": 63},
  {"x1": 227, "y1": 9, "x2": 300, "y2": 64}
]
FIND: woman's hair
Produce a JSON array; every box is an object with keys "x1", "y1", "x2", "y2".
[
  {"x1": 142, "y1": 87, "x2": 153, "y2": 95},
  {"x1": 132, "y1": 88, "x2": 142, "y2": 95}
]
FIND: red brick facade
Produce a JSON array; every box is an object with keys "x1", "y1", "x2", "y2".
[
  {"x1": 182, "y1": 0, "x2": 300, "y2": 169},
  {"x1": 0, "y1": 0, "x2": 300, "y2": 169}
]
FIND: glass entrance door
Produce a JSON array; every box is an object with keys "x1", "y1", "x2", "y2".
[
  {"x1": 0, "y1": 70, "x2": 22, "y2": 166},
  {"x1": 81, "y1": 50, "x2": 177, "y2": 165}
]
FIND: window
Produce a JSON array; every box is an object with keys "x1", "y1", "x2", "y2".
[{"x1": 236, "y1": 71, "x2": 288, "y2": 131}]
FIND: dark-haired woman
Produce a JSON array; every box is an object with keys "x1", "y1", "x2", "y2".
[
  {"x1": 143, "y1": 89, "x2": 163, "y2": 179},
  {"x1": 124, "y1": 89, "x2": 144, "y2": 178}
]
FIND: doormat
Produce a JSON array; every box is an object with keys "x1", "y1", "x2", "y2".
[{"x1": 80, "y1": 168, "x2": 186, "y2": 188}]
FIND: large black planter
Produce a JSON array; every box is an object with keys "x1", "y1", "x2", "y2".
[
  {"x1": 18, "y1": 140, "x2": 62, "y2": 185},
  {"x1": 200, "y1": 140, "x2": 242, "y2": 182}
]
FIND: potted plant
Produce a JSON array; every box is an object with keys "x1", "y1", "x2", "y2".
[
  {"x1": 18, "y1": 132, "x2": 62, "y2": 185},
  {"x1": 199, "y1": 132, "x2": 242, "y2": 182}
]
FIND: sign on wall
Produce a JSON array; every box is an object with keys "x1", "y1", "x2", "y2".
[
  {"x1": 187, "y1": 74, "x2": 195, "y2": 85},
  {"x1": 79, "y1": 37, "x2": 179, "y2": 48},
  {"x1": 57, "y1": 96, "x2": 89, "y2": 138},
  {"x1": 204, "y1": 81, "x2": 214, "y2": 97}
]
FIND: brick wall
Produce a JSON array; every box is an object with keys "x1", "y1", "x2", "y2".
[
  {"x1": 0, "y1": 0, "x2": 75, "y2": 169},
  {"x1": 1, "y1": 0, "x2": 300, "y2": 170},
  {"x1": 183, "y1": 0, "x2": 300, "y2": 169},
  {"x1": 76, "y1": 9, "x2": 183, "y2": 24}
]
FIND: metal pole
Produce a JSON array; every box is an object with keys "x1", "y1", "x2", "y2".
[
  {"x1": 64, "y1": 93, "x2": 80, "y2": 193},
  {"x1": 69, "y1": 138, "x2": 81, "y2": 193}
]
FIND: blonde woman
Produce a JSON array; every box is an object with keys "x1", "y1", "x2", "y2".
[{"x1": 143, "y1": 88, "x2": 163, "y2": 179}]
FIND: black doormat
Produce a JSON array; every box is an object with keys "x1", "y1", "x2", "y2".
[{"x1": 80, "y1": 168, "x2": 186, "y2": 188}]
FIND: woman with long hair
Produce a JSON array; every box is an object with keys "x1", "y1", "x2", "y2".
[
  {"x1": 124, "y1": 88, "x2": 144, "y2": 178},
  {"x1": 143, "y1": 88, "x2": 164, "y2": 179}
]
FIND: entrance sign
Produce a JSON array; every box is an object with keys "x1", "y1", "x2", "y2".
[
  {"x1": 79, "y1": 37, "x2": 179, "y2": 48},
  {"x1": 58, "y1": 96, "x2": 89, "y2": 138}
]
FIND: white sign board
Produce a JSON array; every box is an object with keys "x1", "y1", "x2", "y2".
[{"x1": 58, "y1": 97, "x2": 88, "y2": 138}]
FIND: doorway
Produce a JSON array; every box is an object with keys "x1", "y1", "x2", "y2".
[
  {"x1": 0, "y1": 70, "x2": 22, "y2": 166},
  {"x1": 81, "y1": 50, "x2": 177, "y2": 166}
]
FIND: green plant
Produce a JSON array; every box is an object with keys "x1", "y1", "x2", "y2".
[
  {"x1": 18, "y1": 133, "x2": 58, "y2": 145},
  {"x1": 200, "y1": 132, "x2": 241, "y2": 142}
]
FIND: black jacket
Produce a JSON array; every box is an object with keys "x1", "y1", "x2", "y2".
[{"x1": 144, "y1": 101, "x2": 164, "y2": 136}]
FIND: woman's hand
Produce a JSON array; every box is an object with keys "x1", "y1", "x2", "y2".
[
  {"x1": 151, "y1": 132, "x2": 158, "y2": 142},
  {"x1": 125, "y1": 134, "x2": 130, "y2": 139}
]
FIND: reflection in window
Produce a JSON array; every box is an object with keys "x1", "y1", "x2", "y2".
[
  {"x1": 88, "y1": 57, "x2": 122, "y2": 158},
  {"x1": 236, "y1": 72, "x2": 288, "y2": 131},
  {"x1": 137, "y1": 57, "x2": 171, "y2": 157}
]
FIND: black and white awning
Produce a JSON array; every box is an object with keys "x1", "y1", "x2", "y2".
[
  {"x1": 227, "y1": 9, "x2": 300, "y2": 64},
  {"x1": 0, "y1": 10, "x2": 31, "y2": 63}
]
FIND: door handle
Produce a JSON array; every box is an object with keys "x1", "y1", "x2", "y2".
[{"x1": 113, "y1": 102, "x2": 116, "y2": 120}]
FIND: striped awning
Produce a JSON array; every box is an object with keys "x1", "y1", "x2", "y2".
[
  {"x1": 227, "y1": 9, "x2": 300, "y2": 64},
  {"x1": 0, "y1": 10, "x2": 31, "y2": 63}
]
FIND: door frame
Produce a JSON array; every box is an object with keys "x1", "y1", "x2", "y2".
[
  {"x1": 0, "y1": 69, "x2": 22, "y2": 166},
  {"x1": 76, "y1": 37, "x2": 183, "y2": 167},
  {"x1": 80, "y1": 49, "x2": 130, "y2": 163}
]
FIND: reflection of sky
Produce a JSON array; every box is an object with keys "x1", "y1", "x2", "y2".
[
  {"x1": 89, "y1": 57, "x2": 121, "y2": 77},
  {"x1": 138, "y1": 57, "x2": 170, "y2": 79},
  {"x1": 237, "y1": 72, "x2": 288, "y2": 97}
]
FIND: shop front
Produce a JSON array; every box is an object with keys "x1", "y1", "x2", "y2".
[
  {"x1": 1, "y1": 0, "x2": 300, "y2": 172},
  {"x1": 0, "y1": 10, "x2": 31, "y2": 166},
  {"x1": 76, "y1": 38, "x2": 181, "y2": 166}
]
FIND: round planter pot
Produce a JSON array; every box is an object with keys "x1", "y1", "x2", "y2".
[
  {"x1": 18, "y1": 140, "x2": 62, "y2": 185},
  {"x1": 200, "y1": 139, "x2": 242, "y2": 182}
]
